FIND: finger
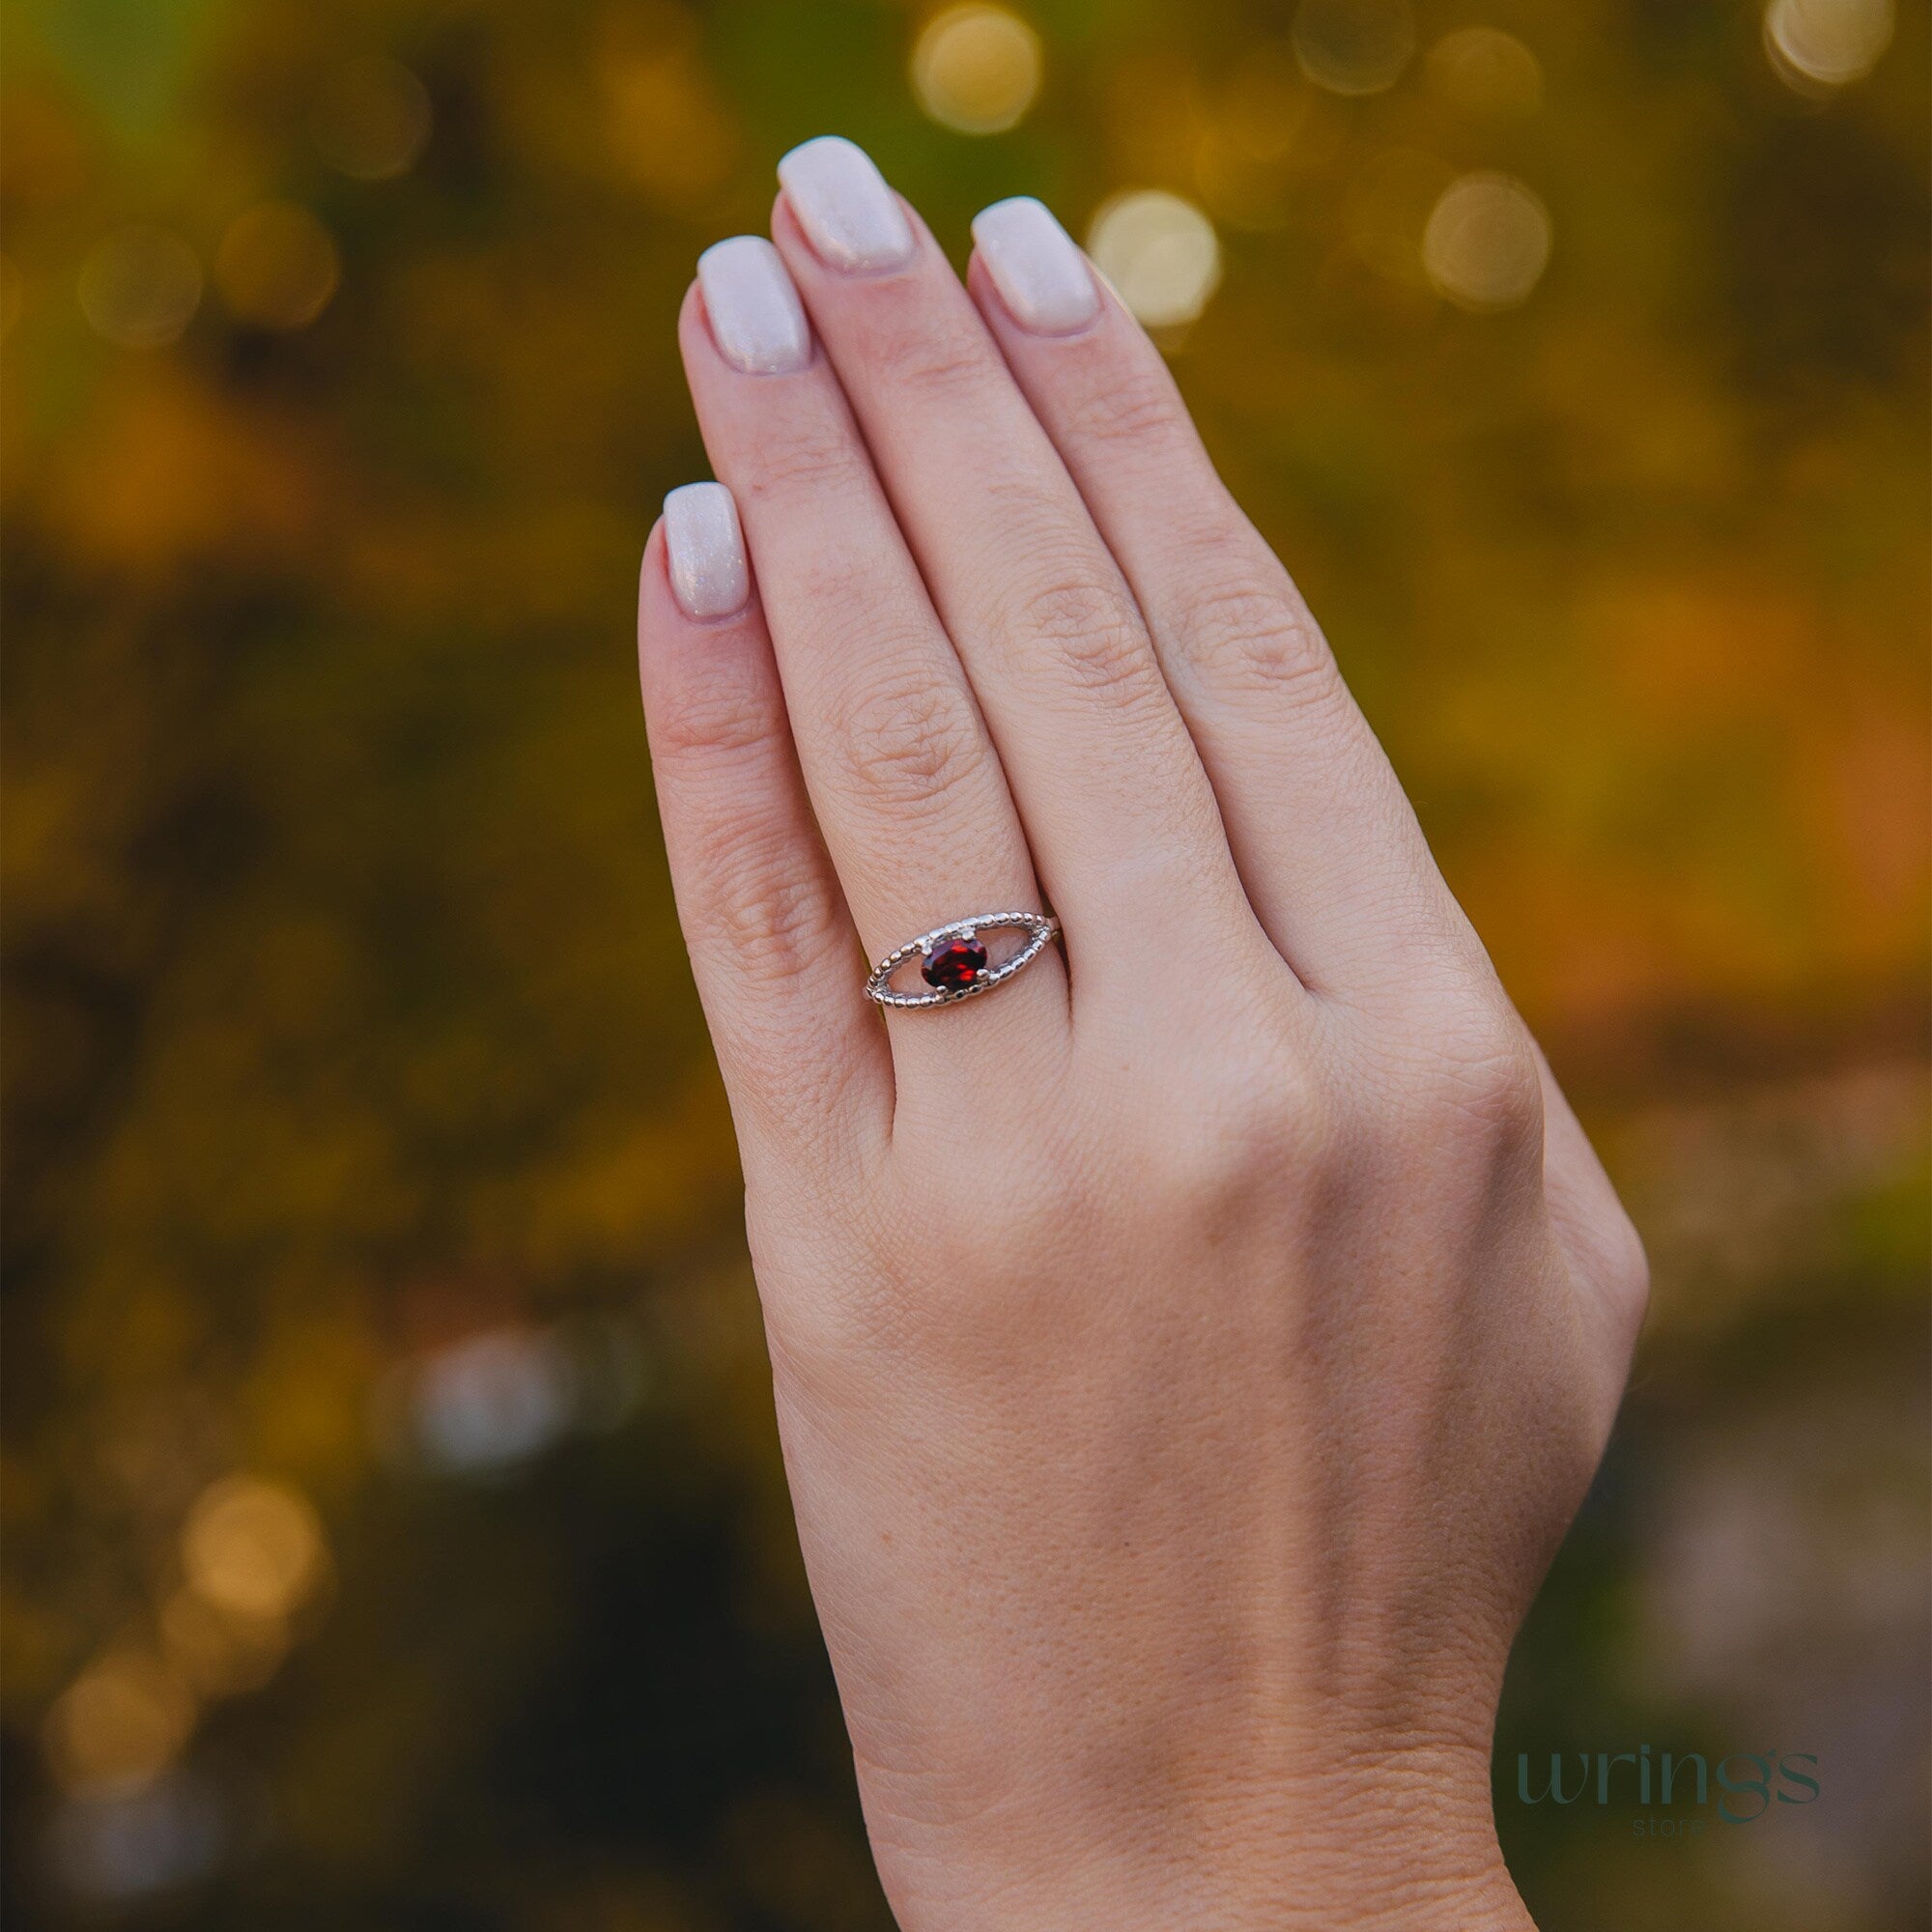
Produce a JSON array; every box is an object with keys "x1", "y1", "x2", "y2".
[
  {"x1": 769, "y1": 140, "x2": 1257, "y2": 983},
  {"x1": 679, "y1": 240, "x2": 1067, "y2": 1075},
  {"x1": 968, "y1": 195, "x2": 1488, "y2": 1004},
  {"x1": 638, "y1": 488, "x2": 892, "y2": 1169}
]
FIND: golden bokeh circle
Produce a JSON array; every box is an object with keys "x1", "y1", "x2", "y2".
[
  {"x1": 1426, "y1": 27, "x2": 1543, "y2": 118},
  {"x1": 181, "y1": 1475, "x2": 329, "y2": 1622},
  {"x1": 1422, "y1": 172, "x2": 1552, "y2": 312},
  {"x1": 214, "y1": 204, "x2": 341, "y2": 330},
  {"x1": 312, "y1": 56, "x2": 433, "y2": 180},
  {"x1": 1292, "y1": 0, "x2": 1416, "y2": 97},
  {"x1": 911, "y1": 5, "x2": 1044, "y2": 134},
  {"x1": 1763, "y1": 0, "x2": 1894, "y2": 92},
  {"x1": 1087, "y1": 190, "x2": 1222, "y2": 330},
  {"x1": 43, "y1": 1654, "x2": 195, "y2": 1796},
  {"x1": 77, "y1": 226, "x2": 202, "y2": 348}
]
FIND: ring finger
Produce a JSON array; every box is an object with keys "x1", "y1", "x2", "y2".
[{"x1": 680, "y1": 238, "x2": 1066, "y2": 1085}]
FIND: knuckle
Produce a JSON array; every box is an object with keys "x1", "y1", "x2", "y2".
[
  {"x1": 1598, "y1": 1209, "x2": 1652, "y2": 1332},
  {"x1": 743, "y1": 410, "x2": 860, "y2": 499},
  {"x1": 996, "y1": 575, "x2": 1161, "y2": 707},
  {"x1": 648, "y1": 660, "x2": 776, "y2": 767},
  {"x1": 1175, "y1": 566, "x2": 1339, "y2": 702},
  {"x1": 756, "y1": 1234, "x2": 912, "y2": 1370},
  {"x1": 788, "y1": 552, "x2": 897, "y2": 631},
  {"x1": 1062, "y1": 358, "x2": 1186, "y2": 448},
  {"x1": 1412, "y1": 1005, "x2": 1545, "y2": 1146},
  {"x1": 1094, "y1": 1031, "x2": 1331, "y2": 1211},
  {"x1": 873, "y1": 312, "x2": 991, "y2": 403},
  {"x1": 1170, "y1": 1077, "x2": 1328, "y2": 1210},
  {"x1": 833, "y1": 669, "x2": 987, "y2": 817},
  {"x1": 690, "y1": 824, "x2": 843, "y2": 987}
]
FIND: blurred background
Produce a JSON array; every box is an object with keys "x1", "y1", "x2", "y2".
[{"x1": 3, "y1": 0, "x2": 1926, "y2": 1926}]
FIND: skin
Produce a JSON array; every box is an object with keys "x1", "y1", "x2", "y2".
[{"x1": 636, "y1": 173, "x2": 1647, "y2": 1929}]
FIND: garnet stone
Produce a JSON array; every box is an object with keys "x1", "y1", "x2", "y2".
[{"x1": 921, "y1": 930, "x2": 988, "y2": 992}]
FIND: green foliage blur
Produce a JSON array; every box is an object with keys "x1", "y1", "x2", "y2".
[{"x1": 3, "y1": 1, "x2": 1925, "y2": 1927}]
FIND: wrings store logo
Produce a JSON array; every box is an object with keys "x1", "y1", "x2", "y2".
[{"x1": 1513, "y1": 1747, "x2": 1820, "y2": 1838}]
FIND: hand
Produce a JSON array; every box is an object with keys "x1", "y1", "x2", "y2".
[{"x1": 636, "y1": 138, "x2": 1646, "y2": 1930}]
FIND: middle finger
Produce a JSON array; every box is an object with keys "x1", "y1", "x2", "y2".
[{"x1": 770, "y1": 138, "x2": 1256, "y2": 980}]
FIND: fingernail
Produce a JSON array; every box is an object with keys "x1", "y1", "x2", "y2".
[
  {"x1": 664, "y1": 482, "x2": 750, "y2": 620},
  {"x1": 971, "y1": 197, "x2": 1098, "y2": 334},
  {"x1": 778, "y1": 135, "x2": 915, "y2": 272},
  {"x1": 697, "y1": 236, "x2": 811, "y2": 374}
]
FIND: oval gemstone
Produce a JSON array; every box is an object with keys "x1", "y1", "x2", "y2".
[{"x1": 921, "y1": 932, "x2": 988, "y2": 991}]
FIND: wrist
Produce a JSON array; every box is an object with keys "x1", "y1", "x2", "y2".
[{"x1": 867, "y1": 1736, "x2": 1534, "y2": 1932}]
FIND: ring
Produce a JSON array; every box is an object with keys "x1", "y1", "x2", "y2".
[{"x1": 864, "y1": 911, "x2": 1060, "y2": 1009}]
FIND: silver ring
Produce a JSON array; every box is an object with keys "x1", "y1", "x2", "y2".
[{"x1": 864, "y1": 911, "x2": 1060, "y2": 1009}]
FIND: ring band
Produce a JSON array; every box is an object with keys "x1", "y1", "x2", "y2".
[{"x1": 864, "y1": 911, "x2": 1060, "y2": 1009}]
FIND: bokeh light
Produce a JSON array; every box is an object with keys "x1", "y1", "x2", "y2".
[
  {"x1": 1218, "y1": 43, "x2": 1307, "y2": 164},
  {"x1": 311, "y1": 55, "x2": 433, "y2": 180},
  {"x1": 1422, "y1": 171, "x2": 1552, "y2": 311},
  {"x1": 48, "y1": 1775, "x2": 226, "y2": 1904},
  {"x1": 158, "y1": 1587, "x2": 291, "y2": 1698},
  {"x1": 43, "y1": 1656, "x2": 195, "y2": 1797},
  {"x1": 213, "y1": 203, "x2": 340, "y2": 329},
  {"x1": 1292, "y1": 0, "x2": 1415, "y2": 97},
  {"x1": 1426, "y1": 26, "x2": 1544, "y2": 118},
  {"x1": 405, "y1": 1326, "x2": 576, "y2": 1473},
  {"x1": 372, "y1": 1320, "x2": 645, "y2": 1474},
  {"x1": 1194, "y1": 46, "x2": 1311, "y2": 231},
  {"x1": 598, "y1": 10, "x2": 742, "y2": 205},
  {"x1": 1087, "y1": 189, "x2": 1222, "y2": 329},
  {"x1": 179, "y1": 1475, "x2": 328, "y2": 1623},
  {"x1": 911, "y1": 5, "x2": 1043, "y2": 135},
  {"x1": 1764, "y1": 0, "x2": 1895, "y2": 92},
  {"x1": 76, "y1": 226, "x2": 201, "y2": 347}
]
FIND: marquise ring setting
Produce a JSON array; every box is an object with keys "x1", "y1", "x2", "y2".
[{"x1": 864, "y1": 911, "x2": 1061, "y2": 1010}]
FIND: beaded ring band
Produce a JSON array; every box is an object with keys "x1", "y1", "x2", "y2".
[{"x1": 863, "y1": 912, "x2": 1061, "y2": 1010}]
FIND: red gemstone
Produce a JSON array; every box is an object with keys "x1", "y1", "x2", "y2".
[{"x1": 921, "y1": 932, "x2": 988, "y2": 991}]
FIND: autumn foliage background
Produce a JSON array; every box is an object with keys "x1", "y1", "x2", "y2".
[{"x1": 3, "y1": 1, "x2": 1926, "y2": 1927}]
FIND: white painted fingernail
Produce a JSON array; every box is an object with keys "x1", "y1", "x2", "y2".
[
  {"x1": 697, "y1": 236, "x2": 810, "y2": 374},
  {"x1": 778, "y1": 135, "x2": 915, "y2": 272},
  {"x1": 664, "y1": 482, "x2": 749, "y2": 620},
  {"x1": 971, "y1": 197, "x2": 1098, "y2": 334}
]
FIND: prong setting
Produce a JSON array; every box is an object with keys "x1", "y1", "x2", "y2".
[{"x1": 864, "y1": 912, "x2": 1060, "y2": 1009}]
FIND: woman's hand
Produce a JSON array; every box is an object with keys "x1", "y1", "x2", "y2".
[{"x1": 636, "y1": 137, "x2": 1646, "y2": 1930}]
